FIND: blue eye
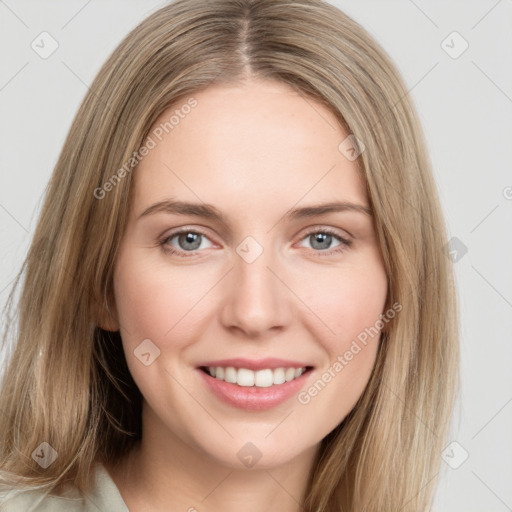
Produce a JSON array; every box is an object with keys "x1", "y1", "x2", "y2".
[
  {"x1": 298, "y1": 228, "x2": 351, "y2": 256},
  {"x1": 159, "y1": 227, "x2": 351, "y2": 258},
  {"x1": 160, "y1": 229, "x2": 213, "y2": 257}
]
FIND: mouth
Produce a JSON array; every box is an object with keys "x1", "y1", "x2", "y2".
[
  {"x1": 199, "y1": 365, "x2": 314, "y2": 388},
  {"x1": 195, "y1": 357, "x2": 315, "y2": 410}
]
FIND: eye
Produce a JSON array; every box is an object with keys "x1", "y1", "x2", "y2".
[
  {"x1": 160, "y1": 228, "x2": 214, "y2": 257},
  {"x1": 297, "y1": 227, "x2": 352, "y2": 256},
  {"x1": 159, "y1": 226, "x2": 352, "y2": 258}
]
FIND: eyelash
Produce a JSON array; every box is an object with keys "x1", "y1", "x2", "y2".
[{"x1": 159, "y1": 227, "x2": 352, "y2": 258}]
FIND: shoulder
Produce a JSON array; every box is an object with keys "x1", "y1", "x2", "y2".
[
  {"x1": 0, "y1": 464, "x2": 128, "y2": 512},
  {"x1": 0, "y1": 489, "x2": 88, "y2": 512}
]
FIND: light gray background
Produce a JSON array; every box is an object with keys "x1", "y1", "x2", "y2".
[{"x1": 1, "y1": 1, "x2": 511, "y2": 510}]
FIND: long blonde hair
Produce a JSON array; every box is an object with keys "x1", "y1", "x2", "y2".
[{"x1": 0, "y1": 0, "x2": 459, "y2": 510}]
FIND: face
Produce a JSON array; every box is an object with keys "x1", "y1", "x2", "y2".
[{"x1": 108, "y1": 79, "x2": 388, "y2": 470}]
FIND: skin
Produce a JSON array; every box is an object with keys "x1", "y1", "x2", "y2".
[{"x1": 102, "y1": 78, "x2": 388, "y2": 512}]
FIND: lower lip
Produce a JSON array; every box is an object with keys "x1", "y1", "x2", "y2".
[{"x1": 197, "y1": 368, "x2": 312, "y2": 411}]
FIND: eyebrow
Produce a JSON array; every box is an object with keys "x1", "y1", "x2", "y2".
[{"x1": 137, "y1": 199, "x2": 372, "y2": 225}]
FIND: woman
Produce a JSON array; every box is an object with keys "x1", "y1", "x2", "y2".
[{"x1": 0, "y1": 0, "x2": 459, "y2": 510}]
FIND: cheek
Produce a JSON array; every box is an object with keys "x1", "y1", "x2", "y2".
[
  {"x1": 296, "y1": 258, "x2": 387, "y2": 403},
  {"x1": 302, "y1": 262, "x2": 388, "y2": 345},
  {"x1": 294, "y1": 277, "x2": 386, "y2": 433},
  {"x1": 112, "y1": 252, "x2": 212, "y2": 410},
  {"x1": 113, "y1": 251, "x2": 212, "y2": 344}
]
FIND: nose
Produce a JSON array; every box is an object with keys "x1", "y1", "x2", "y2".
[{"x1": 219, "y1": 241, "x2": 293, "y2": 338}]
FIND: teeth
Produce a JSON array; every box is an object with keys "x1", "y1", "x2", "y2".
[
  {"x1": 273, "y1": 368, "x2": 286, "y2": 385},
  {"x1": 206, "y1": 366, "x2": 307, "y2": 387},
  {"x1": 254, "y1": 369, "x2": 273, "y2": 388},
  {"x1": 237, "y1": 368, "x2": 255, "y2": 387},
  {"x1": 224, "y1": 366, "x2": 237, "y2": 383}
]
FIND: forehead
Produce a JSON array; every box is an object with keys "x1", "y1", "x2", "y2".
[{"x1": 132, "y1": 80, "x2": 368, "y2": 218}]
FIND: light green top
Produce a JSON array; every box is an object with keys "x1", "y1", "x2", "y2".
[{"x1": 0, "y1": 464, "x2": 129, "y2": 512}]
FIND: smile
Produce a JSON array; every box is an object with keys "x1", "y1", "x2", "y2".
[{"x1": 201, "y1": 366, "x2": 311, "y2": 387}]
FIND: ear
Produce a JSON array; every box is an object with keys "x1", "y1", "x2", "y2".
[{"x1": 94, "y1": 290, "x2": 120, "y2": 332}]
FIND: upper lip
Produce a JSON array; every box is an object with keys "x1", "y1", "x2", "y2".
[{"x1": 198, "y1": 358, "x2": 313, "y2": 371}]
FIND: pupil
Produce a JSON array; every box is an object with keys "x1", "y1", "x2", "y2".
[
  {"x1": 180, "y1": 232, "x2": 201, "y2": 250},
  {"x1": 312, "y1": 233, "x2": 331, "y2": 250}
]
